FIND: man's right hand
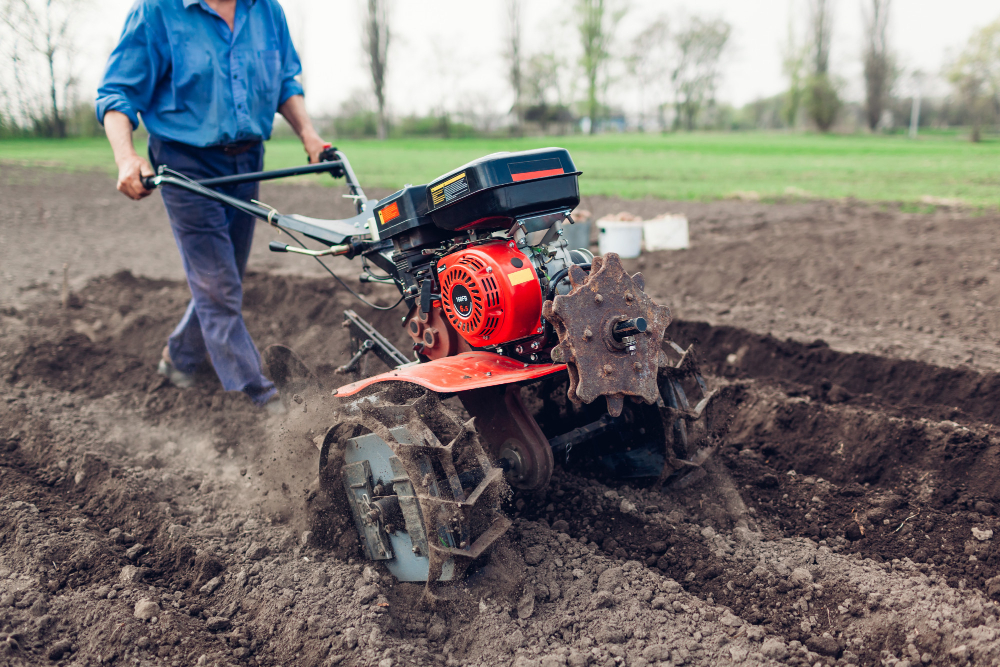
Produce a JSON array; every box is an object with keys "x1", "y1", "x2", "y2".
[{"x1": 116, "y1": 153, "x2": 155, "y2": 200}]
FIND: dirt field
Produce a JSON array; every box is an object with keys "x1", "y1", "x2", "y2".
[{"x1": 3, "y1": 164, "x2": 1000, "y2": 667}]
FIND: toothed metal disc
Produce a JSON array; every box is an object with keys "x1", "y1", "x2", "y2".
[{"x1": 542, "y1": 253, "x2": 672, "y2": 417}]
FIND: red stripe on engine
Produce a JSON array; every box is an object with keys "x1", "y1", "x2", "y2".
[{"x1": 511, "y1": 168, "x2": 565, "y2": 182}]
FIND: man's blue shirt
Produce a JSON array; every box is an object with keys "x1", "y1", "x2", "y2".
[{"x1": 96, "y1": 0, "x2": 304, "y2": 147}]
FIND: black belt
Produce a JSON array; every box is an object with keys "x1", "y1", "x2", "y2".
[{"x1": 217, "y1": 140, "x2": 261, "y2": 156}]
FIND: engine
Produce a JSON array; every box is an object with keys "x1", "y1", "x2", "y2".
[
  {"x1": 437, "y1": 241, "x2": 543, "y2": 348},
  {"x1": 366, "y1": 147, "x2": 593, "y2": 359}
]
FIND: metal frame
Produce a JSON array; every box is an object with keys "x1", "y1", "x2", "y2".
[{"x1": 338, "y1": 309, "x2": 411, "y2": 374}]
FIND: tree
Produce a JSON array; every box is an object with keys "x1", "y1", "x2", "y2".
[
  {"x1": 504, "y1": 0, "x2": 524, "y2": 134},
  {"x1": 522, "y1": 52, "x2": 573, "y2": 133},
  {"x1": 780, "y1": 10, "x2": 809, "y2": 128},
  {"x1": 0, "y1": 0, "x2": 87, "y2": 137},
  {"x1": 575, "y1": 0, "x2": 626, "y2": 134},
  {"x1": 625, "y1": 17, "x2": 669, "y2": 132},
  {"x1": 805, "y1": 0, "x2": 840, "y2": 132},
  {"x1": 862, "y1": 0, "x2": 892, "y2": 131},
  {"x1": 946, "y1": 19, "x2": 1000, "y2": 142},
  {"x1": 362, "y1": 0, "x2": 391, "y2": 140},
  {"x1": 670, "y1": 17, "x2": 731, "y2": 131}
]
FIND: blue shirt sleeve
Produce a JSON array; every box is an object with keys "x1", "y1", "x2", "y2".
[
  {"x1": 274, "y1": 4, "x2": 304, "y2": 106},
  {"x1": 95, "y1": 3, "x2": 165, "y2": 128}
]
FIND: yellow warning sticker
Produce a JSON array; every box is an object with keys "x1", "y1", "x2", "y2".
[
  {"x1": 430, "y1": 171, "x2": 469, "y2": 207},
  {"x1": 507, "y1": 268, "x2": 535, "y2": 286}
]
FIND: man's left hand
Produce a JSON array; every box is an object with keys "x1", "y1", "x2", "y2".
[{"x1": 303, "y1": 132, "x2": 328, "y2": 164}]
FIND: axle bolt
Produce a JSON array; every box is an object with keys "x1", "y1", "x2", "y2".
[{"x1": 612, "y1": 318, "x2": 648, "y2": 342}]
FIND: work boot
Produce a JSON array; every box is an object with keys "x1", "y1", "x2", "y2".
[{"x1": 157, "y1": 346, "x2": 195, "y2": 389}]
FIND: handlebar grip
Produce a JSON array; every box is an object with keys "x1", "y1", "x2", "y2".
[
  {"x1": 268, "y1": 241, "x2": 289, "y2": 253},
  {"x1": 140, "y1": 176, "x2": 157, "y2": 190},
  {"x1": 318, "y1": 145, "x2": 338, "y2": 162}
]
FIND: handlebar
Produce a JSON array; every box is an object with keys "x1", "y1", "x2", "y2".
[
  {"x1": 139, "y1": 145, "x2": 375, "y2": 247},
  {"x1": 140, "y1": 145, "x2": 343, "y2": 192}
]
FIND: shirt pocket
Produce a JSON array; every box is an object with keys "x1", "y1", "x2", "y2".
[
  {"x1": 255, "y1": 49, "x2": 282, "y2": 100},
  {"x1": 171, "y1": 47, "x2": 216, "y2": 110}
]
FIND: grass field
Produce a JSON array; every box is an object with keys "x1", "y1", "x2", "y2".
[{"x1": 1, "y1": 132, "x2": 998, "y2": 206}]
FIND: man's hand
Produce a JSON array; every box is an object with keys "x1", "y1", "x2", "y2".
[
  {"x1": 104, "y1": 110, "x2": 154, "y2": 201},
  {"x1": 116, "y1": 153, "x2": 155, "y2": 200},
  {"x1": 302, "y1": 132, "x2": 328, "y2": 164}
]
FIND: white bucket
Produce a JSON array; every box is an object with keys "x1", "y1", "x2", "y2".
[
  {"x1": 598, "y1": 221, "x2": 643, "y2": 258},
  {"x1": 643, "y1": 214, "x2": 689, "y2": 251}
]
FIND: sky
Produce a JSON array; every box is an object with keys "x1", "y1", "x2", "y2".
[{"x1": 76, "y1": 0, "x2": 1000, "y2": 119}]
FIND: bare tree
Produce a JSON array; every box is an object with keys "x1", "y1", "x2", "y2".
[
  {"x1": 525, "y1": 53, "x2": 565, "y2": 106},
  {"x1": 805, "y1": 0, "x2": 840, "y2": 132},
  {"x1": 575, "y1": 0, "x2": 627, "y2": 134},
  {"x1": 780, "y1": 10, "x2": 809, "y2": 128},
  {"x1": 1, "y1": 0, "x2": 86, "y2": 137},
  {"x1": 362, "y1": 0, "x2": 391, "y2": 140},
  {"x1": 521, "y1": 52, "x2": 575, "y2": 133},
  {"x1": 670, "y1": 16, "x2": 731, "y2": 131},
  {"x1": 947, "y1": 18, "x2": 1000, "y2": 142},
  {"x1": 625, "y1": 17, "x2": 669, "y2": 132},
  {"x1": 811, "y1": 0, "x2": 832, "y2": 76},
  {"x1": 504, "y1": 0, "x2": 524, "y2": 134},
  {"x1": 863, "y1": 0, "x2": 892, "y2": 130}
]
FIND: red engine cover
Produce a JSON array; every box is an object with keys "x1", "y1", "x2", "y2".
[{"x1": 437, "y1": 241, "x2": 542, "y2": 348}]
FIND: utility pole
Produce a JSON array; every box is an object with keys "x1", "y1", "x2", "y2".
[{"x1": 909, "y1": 71, "x2": 923, "y2": 139}]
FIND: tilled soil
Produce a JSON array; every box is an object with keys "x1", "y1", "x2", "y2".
[{"x1": 3, "y1": 165, "x2": 1000, "y2": 667}]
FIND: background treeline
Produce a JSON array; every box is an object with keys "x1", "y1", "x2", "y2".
[{"x1": 1, "y1": 0, "x2": 998, "y2": 141}]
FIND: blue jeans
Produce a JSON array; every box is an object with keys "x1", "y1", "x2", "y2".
[{"x1": 148, "y1": 136, "x2": 276, "y2": 405}]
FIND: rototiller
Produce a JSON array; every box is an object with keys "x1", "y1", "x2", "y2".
[{"x1": 143, "y1": 147, "x2": 719, "y2": 584}]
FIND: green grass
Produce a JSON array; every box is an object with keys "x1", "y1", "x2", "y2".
[{"x1": 2, "y1": 132, "x2": 998, "y2": 206}]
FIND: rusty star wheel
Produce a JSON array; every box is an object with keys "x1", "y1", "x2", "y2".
[{"x1": 543, "y1": 253, "x2": 673, "y2": 417}]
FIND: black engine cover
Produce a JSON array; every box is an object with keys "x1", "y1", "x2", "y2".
[{"x1": 425, "y1": 148, "x2": 580, "y2": 232}]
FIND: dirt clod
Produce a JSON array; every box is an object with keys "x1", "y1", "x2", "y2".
[{"x1": 133, "y1": 599, "x2": 159, "y2": 620}]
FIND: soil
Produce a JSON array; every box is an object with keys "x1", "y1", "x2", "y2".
[{"x1": 3, "y1": 164, "x2": 1000, "y2": 667}]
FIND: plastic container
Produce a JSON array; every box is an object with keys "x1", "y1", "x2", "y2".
[
  {"x1": 643, "y1": 214, "x2": 689, "y2": 251},
  {"x1": 598, "y1": 221, "x2": 643, "y2": 258}
]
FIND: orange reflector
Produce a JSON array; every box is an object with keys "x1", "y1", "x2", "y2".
[{"x1": 378, "y1": 202, "x2": 400, "y2": 224}]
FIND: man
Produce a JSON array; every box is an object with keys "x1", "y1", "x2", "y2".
[{"x1": 96, "y1": 0, "x2": 327, "y2": 413}]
